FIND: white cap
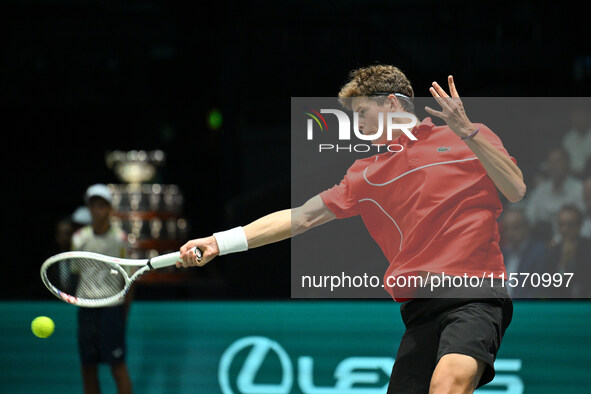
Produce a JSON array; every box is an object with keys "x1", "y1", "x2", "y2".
[
  {"x1": 72, "y1": 206, "x2": 92, "y2": 225},
  {"x1": 84, "y1": 184, "x2": 112, "y2": 205}
]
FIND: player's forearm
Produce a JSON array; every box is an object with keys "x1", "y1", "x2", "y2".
[
  {"x1": 243, "y1": 209, "x2": 293, "y2": 249},
  {"x1": 179, "y1": 211, "x2": 294, "y2": 266},
  {"x1": 464, "y1": 132, "x2": 526, "y2": 203},
  {"x1": 178, "y1": 196, "x2": 334, "y2": 267},
  {"x1": 243, "y1": 195, "x2": 335, "y2": 248}
]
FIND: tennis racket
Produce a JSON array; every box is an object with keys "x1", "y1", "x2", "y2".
[{"x1": 40, "y1": 247, "x2": 202, "y2": 307}]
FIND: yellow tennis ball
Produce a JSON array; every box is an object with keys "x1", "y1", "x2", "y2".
[{"x1": 31, "y1": 316, "x2": 55, "y2": 338}]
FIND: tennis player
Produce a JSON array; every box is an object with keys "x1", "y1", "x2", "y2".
[{"x1": 179, "y1": 65, "x2": 526, "y2": 393}]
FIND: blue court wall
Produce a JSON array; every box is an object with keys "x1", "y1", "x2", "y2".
[{"x1": 1, "y1": 300, "x2": 590, "y2": 393}]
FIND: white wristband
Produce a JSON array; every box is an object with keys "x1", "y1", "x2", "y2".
[{"x1": 213, "y1": 226, "x2": 248, "y2": 256}]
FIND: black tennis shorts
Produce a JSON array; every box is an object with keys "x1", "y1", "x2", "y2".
[
  {"x1": 387, "y1": 283, "x2": 513, "y2": 394},
  {"x1": 78, "y1": 304, "x2": 127, "y2": 366}
]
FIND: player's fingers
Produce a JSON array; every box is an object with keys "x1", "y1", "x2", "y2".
[
  {"x1": 432, "y1": 83, "x2": 452, "y2": 109},
  {"x1": 184, "y1": 248, "x2": 196, "y2": 266},
  {"x1": 429, "y1": 85, "x2": 441, "y2": 98},
  {"x1": 185, "y1": 248, "x2": 195, "y2": 263},
  {"x1": 432, "y1": 81, "x2": 449, "y2": 98},
  {"x1": 181, "y1": 255, "x2": 189, "y2": 267},
  {"x1": 180, "y1": 242, "x2": 191, "y2": 256},
  {"x1": 448, "y1": 75, "x2": 460, "y2": 98},
  {"x1": 180, "y1": 240, "x2": 200, "y2": 258},
  {"x1": 431, "y1": 81, "x2": 455, "y2": 110},
  {"x1": 428, "y1": 87, "x2": 450, "y2": 112},
  {"x1": 436, "y1": 79, "x2": 462, "y2": 111},
  {"x1": 424, "y1": 105, "x2": 445, "y2": 118}
]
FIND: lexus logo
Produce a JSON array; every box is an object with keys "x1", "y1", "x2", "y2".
[
  {"x1": 218, "y1": 336, "x2": 523, "y2": 393},
  {"x1": 219, "y1": 336, "x2": 294, "y2": 394}
]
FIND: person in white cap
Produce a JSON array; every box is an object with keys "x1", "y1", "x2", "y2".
[{"x1": 71, "y1": 183, "x2": 133, "y2": 394}]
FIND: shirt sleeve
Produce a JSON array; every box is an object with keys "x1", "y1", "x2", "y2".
[
  {"x1": 476, "y1": 123, "x2": 518, "y2": 165},
  {"x1": 318, "y1": 171, "x2": 360, "y2": 219}
]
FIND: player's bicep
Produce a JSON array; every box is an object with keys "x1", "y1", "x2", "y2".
[{"x1": 292, "y1": 195, "x2": 336, "y2": 235}]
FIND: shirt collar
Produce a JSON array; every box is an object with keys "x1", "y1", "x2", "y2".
[
  {"x1": 413, "y1": 116, "x2": 435, "y2": 139},
  {"x1": 387, "y1": 116, "x2": 435, "y2": 149}
]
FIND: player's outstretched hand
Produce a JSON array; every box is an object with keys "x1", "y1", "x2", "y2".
[
  {"x1": 178, "y1": 236, "x2": 220, "y2": 268},
  {"x1": 424, "y1": 75, "x2": 476, "y2": 139}
]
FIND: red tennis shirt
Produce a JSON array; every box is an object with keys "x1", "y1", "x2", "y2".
[{"x1": 319, "y1": 117, "x2": 516, "y2": 301}]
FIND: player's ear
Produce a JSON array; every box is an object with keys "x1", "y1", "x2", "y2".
[{"x1": 387, "y1": 94, "x2": 399, "y2": 111}]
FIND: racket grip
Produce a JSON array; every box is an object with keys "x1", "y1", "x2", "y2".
[
  {"x1": 149, "y1": 247, "x2": 203, "y2": 269},
  {"x1": 193, "y1": 247, "x2": 203, "y2": 260}
]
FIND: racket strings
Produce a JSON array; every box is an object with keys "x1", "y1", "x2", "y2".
[{"x1": 44, "y1": 258, "x2": 127, "y2": 300}]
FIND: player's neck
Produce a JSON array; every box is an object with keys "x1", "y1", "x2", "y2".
[{"x1": 92, "y1": 221, "x2": 110, "y2": 235}]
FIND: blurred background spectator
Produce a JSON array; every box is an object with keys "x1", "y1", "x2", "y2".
[
  {"x1": 581, "y1": 177, "x2": 591, "y2": 238},
  {"x1": 542, "y1": 205, "x2": 591, "y2": 298},
  {"x1": 562, "y1": 106, "x2": 591, "y2": 178},
  {"x1": 53, "y1": 217, "x2": 74, "y2": 254},
  {"x1": 500, "y1": 208, "x2": 546, "y2": 297},
  {"x1": 524, "y1": 147, "x2": 585, "y2": 244}
]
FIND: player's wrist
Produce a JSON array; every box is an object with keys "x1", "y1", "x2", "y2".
[
  {"x1": 458, "y1": 124, "x2": 479, "y2": 140},
  {"x1": 213, "y1": 226, "x2": 248, "y2": 256}
]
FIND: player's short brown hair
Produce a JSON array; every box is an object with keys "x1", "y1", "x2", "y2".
[{"x1": 338, "y1": 65, "x2": 414, "y2": 111}]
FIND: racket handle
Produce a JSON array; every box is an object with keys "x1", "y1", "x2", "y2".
[{"x1": 149, "y1": 247, "x2": 203, "y2": 269}]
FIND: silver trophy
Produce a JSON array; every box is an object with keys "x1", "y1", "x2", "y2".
[{"x1": 105, "y1": 150, "x2": 165, "y2": 184}]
